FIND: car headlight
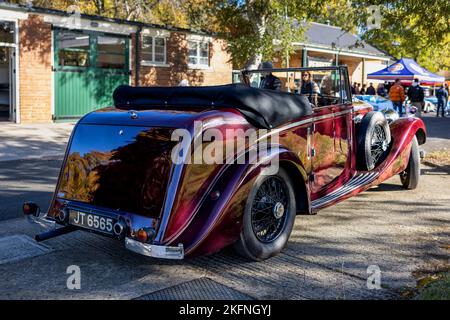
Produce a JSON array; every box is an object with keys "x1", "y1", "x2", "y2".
[{"x1": 382, "y1": 109, "x2": 399, "y2": 123}]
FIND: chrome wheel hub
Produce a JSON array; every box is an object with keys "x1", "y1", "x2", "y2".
[
  {"x1": 251, "y1": 177, "x2": 289, "y2": 243},
  {"x1": 273, "y1": 202, "x2": 285, "y2": 219}
]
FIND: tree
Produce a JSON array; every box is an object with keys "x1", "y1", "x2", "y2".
[
  {"x1": 8, "y1": 0, "x2": 450, "y2": 72},
  {"x1": 211, "y1": 0, "x2": 345, "y2": 69},
  {"x1": 357, "y1": 0, "x2": 450, "y2": 72},
  {"x1": 212, "y1": 0, "x2": 450, "y2": 71}
]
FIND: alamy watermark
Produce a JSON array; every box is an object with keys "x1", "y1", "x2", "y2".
[
  {"x1": 66, "y1": 265, "x2": 81, "y2": 290},
  {"x1": 171, "y1": 121, "x2": 280, "y2": 175},
  {"x1": 367, "y1": 265, "x2": 382, "y2": 290},
  {"x1": 367, "y1": 5, "x2": 383, "y2": 31}
]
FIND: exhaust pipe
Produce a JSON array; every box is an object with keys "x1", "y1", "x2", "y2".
[{"x1": 113, "y1": 220, "x2": 127, "y2": 237}]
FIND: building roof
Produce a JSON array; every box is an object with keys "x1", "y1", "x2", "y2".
[
  {"x1": 0, "y1": 2, "x2": 213, "y2": 36},
  {"x1": 301, "y1": 22, "x2": 391, "y2": 59},
  {"x1": 0, "y1": 3, "x2": 390, "y2": 60}
]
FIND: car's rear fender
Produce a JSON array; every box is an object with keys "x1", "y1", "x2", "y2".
[{"x1": 167, "y1": 146, "x2": 310, "y2": 258}]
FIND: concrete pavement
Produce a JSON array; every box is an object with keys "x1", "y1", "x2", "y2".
[
  {"x1": 420, "y1": 115, "x2": 450, "y2": 153},
  {"x1": 0, "y1": 117, "x2": 449, "y2": 299},
  {"x1": 0, "y1": 159, "x2": 448, "y2": 300},
  {"x1": 0, "y1": 123, "x2": 74, "y2": 162}
]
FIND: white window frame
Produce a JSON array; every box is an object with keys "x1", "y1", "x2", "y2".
[
  {"x1": 187, "y1": 39, "x2": 210, "y2": 69},
  {"x1": 141, "y1": 35, "x2": 168, "y2": 67}
]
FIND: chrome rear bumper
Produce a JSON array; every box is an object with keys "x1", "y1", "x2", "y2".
[
  {"x1": 27, "y1": 213, "x2": 185, "y2": 259},
  {"x1": 125, "y1": 237, "x2": 184, "y2": 260},
  {"x1": 26, "y1": 213, "x2": 56, "y2": 231}
]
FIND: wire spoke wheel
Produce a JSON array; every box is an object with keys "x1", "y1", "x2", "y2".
[
  {"x1": 251, "y1": 176, "x2": 289, "y2": 243},
  {"x1": 370, "y1": 124, "x2": 388, "y2": 165}
]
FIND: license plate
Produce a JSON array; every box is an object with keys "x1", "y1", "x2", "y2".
[{"x1": 69, "y1": 211, "x2": 116, "y2": 235}]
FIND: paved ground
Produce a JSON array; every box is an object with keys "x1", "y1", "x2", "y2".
[
  {"x1": 0, "y1": 116, "x2": 449, "y2": 300},
  {"x1": 0, "y1": 159, "x2": 448, "y2": 300},
  {"x1": 420, "y1": 115, "x2": 450, "y2": 152},
  {"x1": 0, "y1": 123, "x2": 74, "y2": 162}
]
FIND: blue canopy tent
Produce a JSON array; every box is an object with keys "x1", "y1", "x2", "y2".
[{"x1": 367, "y1": 58, "x2": 445, "y2": 85}]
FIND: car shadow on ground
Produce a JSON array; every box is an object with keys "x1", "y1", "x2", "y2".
[{"x1": 421, "y1": 163, "x2": 450, "y2": 175}]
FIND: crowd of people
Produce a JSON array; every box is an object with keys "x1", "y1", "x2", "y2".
[
  {"x1": 253, "y1": 61, "x2": 449, "y2": 118},
  {"x1": 352, "y1": 82, "x2": 388, "y2": 97},
  {"x1": 352, "y1": 79, "x2": 449, "y2": 118}
]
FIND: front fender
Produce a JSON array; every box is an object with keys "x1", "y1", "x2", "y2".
[
  {"x1": 376, "y1": 117, "x2": 426, "y2": 183},
  {"x1": 169, "y1": 147, "x2": 309, "y2": 258}
]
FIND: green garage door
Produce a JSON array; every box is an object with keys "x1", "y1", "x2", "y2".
[{"x1": 54, "y1": 29, "x2": 130, "y2": 120}]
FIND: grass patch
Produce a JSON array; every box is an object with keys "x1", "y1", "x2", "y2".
[
  {"x1": 423, "y1": 150, "x2": 450, "y2": 167},
  {"x1": 415, "y1": 272, "x2": 450, "y2": 300},
  {"x1": 401, "y1": 264, "x2": 450, "y2": 300},
  {"x1": 422, "y1": 150, "x2": 450, "y2": 173}
]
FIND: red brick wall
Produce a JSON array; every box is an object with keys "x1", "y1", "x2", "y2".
[
  {"x1": 135, "y1": 32, "x2": 232, "y2": 87},
  {"x1": 18, "y1": 15, "x2": 52, "y2": 123}
]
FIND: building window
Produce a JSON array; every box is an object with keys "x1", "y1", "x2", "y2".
[
  {"x1": 141, "y1": 36, "x2": 166, "y2": 65},
  {"x1": 0, "y1": 21, "x2": 14, "y2": 44},
  {"x1": 97, "y1": 36, "x2": 127, "y2": 70},
  {"x1": 57, "y1": 31, "x2": 90, "y2": 67},
  {"x1": 188, "y1": 40, "x2": 209, "y2": 67}
]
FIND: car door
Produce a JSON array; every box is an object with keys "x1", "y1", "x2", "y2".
[{"x1": 310, "y1": 68, "x2": 352, "y2": 196}]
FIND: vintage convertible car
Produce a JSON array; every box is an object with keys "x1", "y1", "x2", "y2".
[{"x1": 24, "y1": 66, "x2": 426, "y2": 261}]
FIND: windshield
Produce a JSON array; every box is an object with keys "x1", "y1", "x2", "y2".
[{"x1": 241, "y1": 67, "x2": 351, "y2": 108}]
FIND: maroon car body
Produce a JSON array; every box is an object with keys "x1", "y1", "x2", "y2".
[{"x1": 25, "y1": 66, "x2": 426, "y2": 260}]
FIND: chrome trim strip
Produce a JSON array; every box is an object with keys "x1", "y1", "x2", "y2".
[
  {"x1": 262, "y1": 108, "x2": 353, "y2": 139},
  {"x1": 334, "y1": 109, "x2": 353, "y2": 117},
  {"x1": 312, "y1": 172, "x2": 379, "y2": 208},
  {"x1": 125, "y1": 237, "x2": 184, "y2": 260},
  {"x1": 313, "y1": 176, "x2": 375, "y2": 207}
]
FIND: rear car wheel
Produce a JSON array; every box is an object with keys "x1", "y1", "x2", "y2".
[
  {"x1": 356, "y1": 111, "x2": 391, "y2": 171},
  {"x1": 234, "y1": 168, "x2": 296, "y2": 261},
  {"x1": 400, "y1": 136, "x2": 420, "y2": 189}
]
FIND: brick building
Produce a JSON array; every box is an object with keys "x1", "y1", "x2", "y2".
[
  {"x1": 273, "y1": 23, "x2": 392, "y2": 85},
  {"x1": 0, "y1": 3, "x2": 232, "y2": 123}
]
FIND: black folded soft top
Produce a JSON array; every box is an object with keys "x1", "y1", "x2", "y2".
[{"x1": 113, "y1": 84, "x2": 312, "y2": 129}]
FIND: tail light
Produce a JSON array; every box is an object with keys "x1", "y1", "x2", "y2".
[
  {"x1": 23, "y1": 202, "x2": 41, "y2": 217},
  {"x1": 136, "y1": 228, "x2": 155, "y2": 243}
]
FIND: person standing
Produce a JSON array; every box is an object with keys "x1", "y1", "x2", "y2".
[
  {"x1": 351, "y1": 82, "x2": 357, "y2": 95},
  {"x1": 360, "y1": 84, "x2": 367, "y2": 95},
  {"x1": 407, "y1": 79, "x2": 425, "y2": 117},
  {"x1": 366, "y1": 83, "x2": 376, "y2": 95},
  {"x1": 377, "y1": 83, "x2": 386, "y2": 97},
  {"x1": 436, "y1": 83, "x2": 449, "y2": 117},
  {"x1": 446, "y1": 83, "x2": 450, "y2": 116},
  {"x1": 389, "y1": 79, "x2": 406, "y2": 116},
  {"x1": 258, "y1": 61, "x2": 281, "y2": 91},
  {"x1": 355, "y1": 83, "x2": 361, "y2": 94}
]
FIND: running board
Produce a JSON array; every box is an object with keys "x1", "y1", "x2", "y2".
[{"x1": 312, "y1": 171, "x2": 379, "y2": 210}]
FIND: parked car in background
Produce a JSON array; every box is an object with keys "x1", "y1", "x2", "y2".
[
  {"x1": 425, "y1": 96, "x2": 447, "y2": 113},
  {"x1": 356, "y1": 95, "x2": 421, "y2": 116},
  {"x1": 355, "y1": 95, "x2": 393, "y2": 112}
]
